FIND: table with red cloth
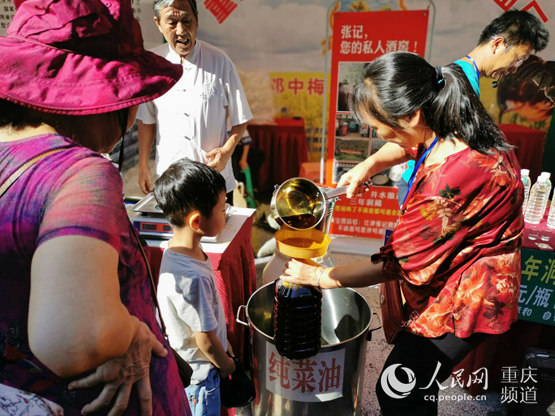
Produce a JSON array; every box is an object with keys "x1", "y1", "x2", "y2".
[
  {"x1": 145, "y1": 207, "x2": 257, "y2": 372},
  {"x1": 454, "y1": 218, "x2": 555, "y2": 396},
  {"x1": 247, "y1": 118, "x2": 308, "y2": 194},
  {"x1": 500, "y1": 123, "x2": 547, "y2": 181}
]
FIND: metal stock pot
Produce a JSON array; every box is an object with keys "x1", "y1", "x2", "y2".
[{"x1": 237, "y1": 282, "x2": 373, "y2": 415}]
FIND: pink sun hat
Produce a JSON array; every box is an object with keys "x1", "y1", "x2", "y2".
[{"x1": 0, "y1": 0, "x2": 183, "y2": 115}]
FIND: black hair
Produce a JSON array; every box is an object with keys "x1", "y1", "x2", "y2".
[
  {"x1": 0, "y1": 98, "x2": 129, "y2": 140},
  {"x1": 349, "y1": 52, "x2": 511, "y2": 154},
  {"x1": 478, "y1": 9, "x2": 549, "y2": 51},
  {"x1": 154, "y1": 158, "x2": 226, "y2": 228},
  {"x1": 0, "y1": 99, "x2": 43, "y2": 128}
]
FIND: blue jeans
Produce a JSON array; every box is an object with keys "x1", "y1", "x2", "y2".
[{"x1": 185, "y1": 368, "x2": 221, "y2": 416}]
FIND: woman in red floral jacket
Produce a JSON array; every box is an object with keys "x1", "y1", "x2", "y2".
[{"x1": 281, "y1": 51, "x2": 523, "y2": 415}]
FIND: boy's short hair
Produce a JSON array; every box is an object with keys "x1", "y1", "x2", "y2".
[
  {"x1": 478, "y1": 9, "x2": 549, "y2": 52},
  {"x1": 154, "y1": 158, "x2": 226, "y2": 227}
]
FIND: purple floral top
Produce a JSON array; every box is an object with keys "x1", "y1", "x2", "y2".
[{"x1": 0, "y1": 134, "x2": 189, "y2": 415}]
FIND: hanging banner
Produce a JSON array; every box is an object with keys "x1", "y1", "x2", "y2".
[{"x1": 326, "y1": 10, "x2": 428, "y2": 239}]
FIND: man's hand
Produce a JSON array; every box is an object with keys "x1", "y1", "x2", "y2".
[
  {"x1": 137, "y1": 121, "x2": 156, "y2": 195},
  {"x1": 138, "y1": 165, "x2": 154, "y2": 195},
  {"x1": 68, "y1": 320, "x2": 167, "y2": 416},
  {"x1": 205, "y1": 146, "x2": 231, "y2": 172}
]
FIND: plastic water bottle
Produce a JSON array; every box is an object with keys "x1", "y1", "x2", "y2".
[
  {"x1": 521, "y1": 169, "x2": 531, "y2": 213},
  {"x1": 273, "y1": 279, "x2": 322, "y2": 360},
  {"x1": 524, "y1": 175, "x2": 551, "y2": 225},
  {"x1": 541, "y1": 171, "x2": 552, "y2": 192},
  {"x1": 540, "y1": 173, "x2": 552, "y2": 209}
]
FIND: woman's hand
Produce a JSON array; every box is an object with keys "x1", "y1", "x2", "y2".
[
  {"x1": 282, "y1": 258, "x2": 391, "y2": 289},
  {"x1": 336, "y1": 160, "x2": 372, "y2": 198},
  {"x1": 281, "y1": 259, "x2": 329, "y2": 288},
  {"x1": 68, "y1": 319, "x2": 167, "y2": 416}
]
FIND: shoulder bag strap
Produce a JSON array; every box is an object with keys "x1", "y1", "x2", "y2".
[{"x1": 0, "y1": 149, "x2": 64, "y2": 197}]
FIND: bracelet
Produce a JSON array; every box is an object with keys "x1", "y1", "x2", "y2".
[{"x1": 315, "y1": 267, "x2": 325, "y2": 288}]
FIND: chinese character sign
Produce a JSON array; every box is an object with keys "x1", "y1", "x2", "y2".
[
  {"x1": 270, "y1": 72, "x2": 326, "y2": 134},
  {"x1": 519, "y1": 248, "x2": 555, "y2": 326},
  {"x1": 500, "y1": 365, "x2": 540, "y2": 406},
  {"x1": 325, "y1": 10, "x2": 429, "y2": 186},
  {"x1": 329, "y1": 186, "x2": 400, "y2": 239},
  {"x1": 204, "y1": 0, "x2": 239, "y2": 24},
  {"x1": 265, "y1": 342, "x2": 345, "y2": 402}
]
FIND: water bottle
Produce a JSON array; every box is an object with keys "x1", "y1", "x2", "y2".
[
  {"x1": 540, "y1": 173, "x2": 552, "y2": 208},
  {"x1": 540, "y1": 172, "x2": 552, "y2": 192},
  {"x1": 524, "y1": 175, "x2": 551, "y2": 225},
  {"x1": 273, "y1": 279, "x2": 322, "y2": 360},
  {"x1": 521, "y1": 169, "x2": 531, "y2": 213}
]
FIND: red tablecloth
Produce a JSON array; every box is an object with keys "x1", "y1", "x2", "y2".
[
  {"x1": 146, "y1": 210, "x2": 257, "y2": 415},
  {"x1": 500, "y1": 123, "x2": 547, "y2": 181},
  {"x1": 247, "y1": 118, "x2": 308, "y2": 194}
]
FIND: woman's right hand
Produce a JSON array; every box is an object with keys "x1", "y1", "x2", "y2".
[
  {"x1": 337, "y1": 159, "x2": 372, "y2": 198},
  {"x1": 68, "y1": 318, "x2": 167, "y2": 416}
]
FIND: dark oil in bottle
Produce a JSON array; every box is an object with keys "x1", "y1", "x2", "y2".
[{"x1": 273, "y1": 279, "x2": 322, "y2": 360}]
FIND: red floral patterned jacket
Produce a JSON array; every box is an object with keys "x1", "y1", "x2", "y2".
[{"x1": 372, "y1": 146, "x2": 523, "y2": 338}]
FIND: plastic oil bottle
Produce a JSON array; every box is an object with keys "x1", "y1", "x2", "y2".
[{"x1": 274, "y1": 278, "x2": 322, "y2": 360}]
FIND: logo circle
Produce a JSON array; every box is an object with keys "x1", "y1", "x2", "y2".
[{"x1": 380, "y1": 364, "x2": 416, "y2": 399}]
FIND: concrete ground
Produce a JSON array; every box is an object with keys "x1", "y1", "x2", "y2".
[{"x1": 122, "y1": 164, "x2": 506, "y2": 415}]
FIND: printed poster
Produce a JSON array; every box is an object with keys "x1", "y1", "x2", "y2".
[{"x1": 327, "y1": 10, "x2": 428, "y2": 239}]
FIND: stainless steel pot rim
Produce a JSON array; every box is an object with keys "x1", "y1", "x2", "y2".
[{"x1": 244, "y1": 282, "x2": 372, "y2": 347}]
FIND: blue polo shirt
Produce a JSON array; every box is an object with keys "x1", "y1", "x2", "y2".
[{"x1": 454, "y1": 59, "x2": 480, "y2": 97}]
